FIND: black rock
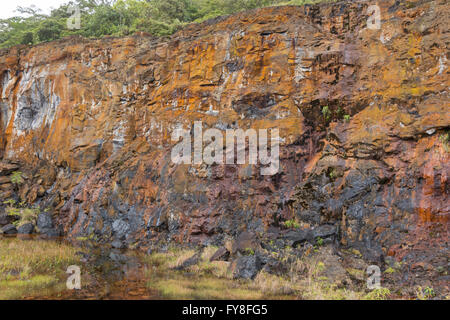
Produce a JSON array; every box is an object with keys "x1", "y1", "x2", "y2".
[
  {"x1": 232, "y1": 255, "x2": 263, "y2": 279},
  {"x1": 17, "y1": 223, "x2": 34, "y2": 234},
  {"x1": 1, "y1": 224, "x2": 17, "y2": 234},
  {"x1": 283, "y1": 229, "x2": 309, "y2": 247},
  {"x1": 311, "y1": 224, "x2": 337, "y2": 239},
  {"x1": 0, "y1": 213, "x2": 19, "y2": 226},
  {"x1": 210, "y1": 246, "x2": 230, "y2": 262}
]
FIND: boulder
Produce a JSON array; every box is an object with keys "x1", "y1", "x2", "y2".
[
  {"x1": 175, "y1": 251, "x2": 202, "y2": 270},
  {"x1": 112, "y1": 219, "x2": 130, "y2": 240},
  {"x1": 311, "y1": 224, "x2": 337, "y2": 239},
  {"x1": 282, "y1": 229, "x2": 309, "y2": 247},
  {"x1": 231, "y1": 255, "x2": 263, "y2": 279},
  {"x1": 36, "y1": 212, "x2": 62, "y2": 236},
  {"x1": 17, "y1": 223, "x2": 35, "y2": 234},
  {"x1": 0, "y1": 213, "x2": 19, "y2": 226},
  {"x1": 262, "y1": 256, "x2": 289, "y2": 275},
  {"x1": 210, "y1": 246, "x2": 230, "y2": 262},
  {"x1": 1, "y1": 224, "x2": 17, "y2": 235}
]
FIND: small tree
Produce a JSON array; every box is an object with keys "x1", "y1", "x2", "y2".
[
  {"x1": 37, "y1": 20, "x2": 62, "y2": 42},
  {"x1": 10, "y1": 171, "x2": 24, "y2": 186}
]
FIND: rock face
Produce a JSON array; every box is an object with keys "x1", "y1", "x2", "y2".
[{"x1": 0, "y1": 0, "x2": 448, "y2": 280}]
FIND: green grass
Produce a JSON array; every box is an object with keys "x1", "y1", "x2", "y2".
[
  {"x1": 0, "y1": 238, "x2": 83, "y2": 299},
  {"x1": 363, "y1": 287, "x2": 391, "y2": 300},
  {"x1": 283, "y1": 219, "x2": 300, "y2": 229}
]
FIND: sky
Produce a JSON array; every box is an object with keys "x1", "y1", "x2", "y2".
[{"x1": 0, "y1": 0, "x2": 71, "y2": 19}]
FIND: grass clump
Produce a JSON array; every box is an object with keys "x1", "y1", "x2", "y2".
[
  {"x1": 283, "y1": 219, "x2": 300, "y2": 229},
  {"x1": 416, "y1": 286, "x2": 435, "y2": 300},
  {"x1": 322, "y1": 105, "x2": 331, "y2": 120},
  {"x1": 363, "y1": 287, "x2": 391, "y2": 300},
  {"x1": 439, "y1": 132, "x2": 449, "y2": 152},
  {"x1": 3, "y1": 199, "x2": 40, "y2": 227}
]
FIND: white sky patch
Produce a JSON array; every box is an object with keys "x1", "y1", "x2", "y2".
[{"x1": 0, "y1": 0, "x2": 70, "y2": 19}]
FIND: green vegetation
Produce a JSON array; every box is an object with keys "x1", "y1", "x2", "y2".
[
  {"x1": 343, "y1": 114, "x2": 351, "y2": 122},
  {"x1": 143, "y1": 245, "x2": 370, "y2": 300},
  {"x1": 328, "y1": 168, "x2": 336, "y2": 179},
  {"x1": 363, "y1": 287, "x2": 391, "y2": 300},
  {"x1": 283, "y1": 218, "x2": 300, "y2": 229},
  {"x1": 144, "y1": 246, "x2": 288, "y2": 299},
  {"x1": 0, "y1": 238, "x2": 82, "y2": 299},
  {"x1": 416, "y1": 286, "x2": 435, "y2": 300},
  {"x1": 0, "y1": 0, "x2": 336, "y2": 49},
  {"x1": 321, "y1": 105, "x2": 331, "y2": 120},
  {"x1": 10, "y1": 171, "x2": 24, "y2": 186},
  {"x1": 243, "y1": 247, "x2": 255, "y2": 255},
  {"x1": 384, "y1": 266, "x2": 396, "y2": 274},
  {"x1": 315, "y1": 237, "x2": 324, "y2": 247},
  {"x1": 3, "y1": 199, "x2": 40, "y2": 227}
]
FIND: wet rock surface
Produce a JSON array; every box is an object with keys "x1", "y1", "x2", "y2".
[{"x1": 0, "y1": 0, "x2": 448, "y2": 296}]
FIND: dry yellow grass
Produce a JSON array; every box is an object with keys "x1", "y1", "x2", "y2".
[
  {"x1": 0, "y1": 238, "x2": 82, "y2": 299},
  {"x1": 143, "y1": 245, "x2": 369, "y2": 300}
]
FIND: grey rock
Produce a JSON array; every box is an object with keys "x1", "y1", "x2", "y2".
[
  {"x1": 232, "y1": 255, "x2": 263, "y2": 279},
  {"x1": 210, "y1": 246, "x2": 230, "y2": 262},
  {"x1": 17, "y1": 223, "x2": 34, "y2": 234},
  {"x1": 39, "y1": 224, "x2": 62, "y2": 237},
  {"x1": 311, "y1": 224, "x2": 337, "y2": 239},
  {"x1": 111, "y1": 239, "x2": 126, "y2": 249},
  {"x1": 1, "y1": 224, "x2": 17, "y2": 235},
  {"x1": 283, "y1": 229, "x2": 309, "y2": 247},
  {"x1": 37, "y1": 212, "x2": 53, "y2": 230},
  {"x1": 112, "y1": 219, "x2": 130, "y2": 239}
]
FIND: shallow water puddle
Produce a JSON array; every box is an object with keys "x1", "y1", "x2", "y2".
[{"x1": 1, "y1": 235, "x2": 161, "y2": 300}]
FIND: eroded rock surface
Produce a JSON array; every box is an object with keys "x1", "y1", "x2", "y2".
[{"x1": 0, "y1": 0, "x2": 448, "y2": 292}]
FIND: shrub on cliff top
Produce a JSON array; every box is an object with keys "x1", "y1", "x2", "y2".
[{"x1": 0, "y1": 0, "x2": 336, "y2": 49}]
